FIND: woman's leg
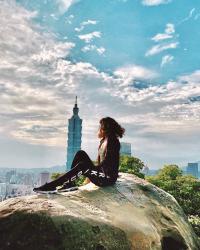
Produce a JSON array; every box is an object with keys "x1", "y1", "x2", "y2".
[
  {"x1": 66, "y1": 150, "x2": 87, "y2": 183},
  {"x1": 37, "y1": 150, "x2": 115, "y2": 189},
  {"x1": 39, "y1": 150, "x2": 93, "y2": 188},
  {"x1": 71, "y1": 150, "x2": 94, "y2": 169},
  {"x1": 76, "y1": 151, "x2": 115, "y2": 187},
  {"x1": 67, "y1": 150, "x2": 116, "y2": 187},
  {"x1": 61, "y1": 150, "x2": 93, "y2": 187}
]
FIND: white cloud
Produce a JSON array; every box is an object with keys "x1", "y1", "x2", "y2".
[
  {"x1": 78, "y1": 31, "x2": 101, "y2": 43},
  {"x1": 145, "y1": 42, "x2": 179, "y2": 56},
  {"x1": 165, "y1": 23, "x2": 175, "y2": 34},
  {"x1": 82, "y1": 45, "x2": 106, "y2": 55},
  {"x1": 106, "y1": 70, "x2": 200, "y2": 122},
  {"x1": 151, "y1": 23, "x2": 175, "y2": 42},
  {"x1": 96, "y1": 47, "x2": 106, "y2": 55},
  {"x1": 151, "y1": 33, "x2": 173, "y2": 42},
  {"x1": 114, "y1": 65, "x2": 158, "y2": 86},
  {"x1": 147, "y1": 23, "x2": 178, "y2": 68},
  {"x1": 56, "y1": 0, "x2": 79, "y2": 14},
  {"x1": 50, "y1": 13, "x2": 59, "y2": 21},
  {"x1": 64, "y1": 14, "x2": 74, "y2": 24},
  {"x1": 82, "y1": 20, "x2": 97, "y2": 26},
  {"x1": 178, "y1": 70, "x2": 200, "y2": 84},
  {"x1": 82, "y1": 45, "x2": 96, "y2": 52},
  {"x1": 142, "y1": 0, "x2": 172, "y2": 6},
  {"x1": 194, "y1": 13, "x2": 200, "y2": 21},
  {"x1": 32, "y1": 42, "x2": 74, "y2": 63},
  {"x1": 177, "y1": 8, "x2": 196, "y2": 25},
  {"x1": 160, "y1": 54, "x2": 174, "y2": 67},
  {"x1": 75, "y1": 19, "x2": 97, "y2": 32},
  {"x1": 0, "y1": 0, "x2": 78, "y2": 146}
]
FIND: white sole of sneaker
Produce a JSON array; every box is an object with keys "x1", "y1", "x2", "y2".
[
  {"x1": 57, "y1": 187, "x2": 78, "y2": 192},
  {"x1": 34, "y1": 190, "x2": 57, "y2": 194}
]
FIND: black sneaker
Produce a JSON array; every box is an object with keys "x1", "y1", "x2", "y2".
[
  {"x1": 33, "y1": 182, "x2": 57, "y2": 194},
  {"x1": 57, "y1": 182, "x2": 78, "y2": 192}
]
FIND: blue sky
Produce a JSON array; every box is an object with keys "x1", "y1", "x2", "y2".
[
  {"x1": 17, "y1": 0, "x2": 200, "y2": 82},
  {"x1": 0, "y1": 0, "x2": 200, "y2": 169}
]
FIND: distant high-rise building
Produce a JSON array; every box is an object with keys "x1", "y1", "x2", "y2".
[
  {"x1": 142, "y1": 165, "x2": 149, "y2": 175},
  {"x1": 5, "y1": 170, "x2": 16, "y2": 183},
  {"x1": 23, "y1": 174, "x2": 33, "y2": 186},
  {"x1": 39, "y1": 172, "x2": 50, "y2": 186},
  {"x1": 186, "y1": 163, "x2": 198, "y2": 178},
  {"x1": 0, "y1": 183, "x2": 6, "y2": 201},
  {"x1": 120, "y1": 142, "x2": 132, "y2": 156},
  {"x1": 66, "y1": 96, "x2": 82, "y2": 171}
]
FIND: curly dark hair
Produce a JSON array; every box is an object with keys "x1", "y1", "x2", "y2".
[{"x1": 99, "y1": 117, "x2": 125, "y2": 138}]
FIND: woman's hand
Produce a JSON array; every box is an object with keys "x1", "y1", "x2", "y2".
[{"x1": 83, "y1": 177, "x2": 91, "y2": 185}]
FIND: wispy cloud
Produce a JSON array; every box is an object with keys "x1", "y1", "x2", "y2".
[
  {"x1": 151, "y1": 23, "x2": 175, "y2": 42},
  {"x1": 75, "y1": 19, "x2": 97, "y2": 32},
  {"x1": 145, "y1": 42, "x2": 178, "y2": 56},
  {"x1": 146, "y1": 23, "x2": 178, "y2": 62},
  {"x1": 152, "y1": 33, "x2": 173, "y2": 42},
  {"x1": 114, "y1": 64, "x2": 158, "y2": 86},
  {"x1": 76, "y1": 21, "x2": 103, "y2": 54},
  {"x1": 160, "y1": 54, "x2": 174, "y2": 67},
  {"x1": 78, "y1": 31, "x2": 101, "y2": 43},
  {"x1": 165, "y1": 23, "x2": 175, "y2": 34},
  {"x1": 107, "y1": 68, "x2": 200, "y2": 124},
  {"x1": 64, "y1": 14, "x2": 74, "y2": 24},
  {"x1": 82, "y1": 45, "x2": 106, "y2": 55},
  {"x1": 177, "y1": 7, "x2": 196, "y2": 25},
  {"x1": 194, "y1": 13, "x2": 200, "y2": 20},
  {"x1": 142, "y1": 0, "x2": 172, "y2": 6},
  {"x1": 56, "y1": 0, "x2": 79, "y2": 14}
]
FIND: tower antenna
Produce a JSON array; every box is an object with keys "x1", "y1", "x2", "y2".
[{"x1": 75, "y1": 95, "x2": 77, "y2": 105}]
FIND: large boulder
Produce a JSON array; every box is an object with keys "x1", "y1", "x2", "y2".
[{"x1": 0, "y1": 173, "x2": 199, "y2": 250}]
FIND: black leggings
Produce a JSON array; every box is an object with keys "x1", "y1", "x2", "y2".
[{"x1": 47, "y1": 150, "x2": 115, "y2": 188}]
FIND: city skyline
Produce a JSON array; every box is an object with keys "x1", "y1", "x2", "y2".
[{"x1": 0, "y1": 0, "x2": 200, "y2": 169}]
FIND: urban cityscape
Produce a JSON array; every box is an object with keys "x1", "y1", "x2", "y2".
[{"x1": 0, "y1": 97, "x2": 199, "y2": 202}]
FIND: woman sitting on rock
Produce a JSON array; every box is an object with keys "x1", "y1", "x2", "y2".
[{"x1": 33, "y1": 117, "x2": 125, "y2": 194}]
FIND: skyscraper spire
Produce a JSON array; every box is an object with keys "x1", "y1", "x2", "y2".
[
  {"x1": 75, "y1": 95, "x2": 77, "y2": 105},
  {"x1": 73, "y1": 95, "x2": 79, "y2": 115}
]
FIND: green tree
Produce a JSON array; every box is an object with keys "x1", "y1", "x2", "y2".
[
  {"x1": 51, "y1": 172, "x2": 63, "y2": 180},
  {"x1": 188, "y1": 215, "x2": 200, "y2": 240},
  {"x1": 119, "y1": 155, "x2": 145, "y2": 178},
  {"x1": 146, "y1": 165, "x2": 200, "y2": 238},
  {"x1": 157, "y1": 164, "x2": 182, "y2": 180},
  {"x1": 146, "y1": 165, "x2": 200, "y2": 216},
  {"x1": 175, "y1": 175, "x2": 200, "y2": 216}
]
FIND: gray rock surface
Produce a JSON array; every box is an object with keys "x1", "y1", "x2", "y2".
[{"x1": 0, "y1": 173, "x2": 199, "y2": 250}]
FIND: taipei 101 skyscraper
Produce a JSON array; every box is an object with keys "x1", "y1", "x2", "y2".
[{"x1": 66, "y1": 96, "x2": 82, "y2": 171}]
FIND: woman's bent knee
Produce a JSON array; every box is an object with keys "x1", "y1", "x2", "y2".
[
  {"x1": 76, "y1": 150, "x2": 87, "y2": 155},
  {"x1": 76, "y1": 150, "x2": 90, "y2": 160}
]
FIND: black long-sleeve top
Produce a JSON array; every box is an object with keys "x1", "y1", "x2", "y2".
[{"x1": 96, "y1": 134, "x2": 121, "y2": 182}]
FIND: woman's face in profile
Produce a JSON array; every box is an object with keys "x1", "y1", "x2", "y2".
[{"x1": 97, "y1": 125, "x2": 105, "y2": 139}]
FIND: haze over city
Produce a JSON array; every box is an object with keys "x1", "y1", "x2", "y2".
[{"x1": 0, "y1": 0, "x2": 200, "y2": 169}]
